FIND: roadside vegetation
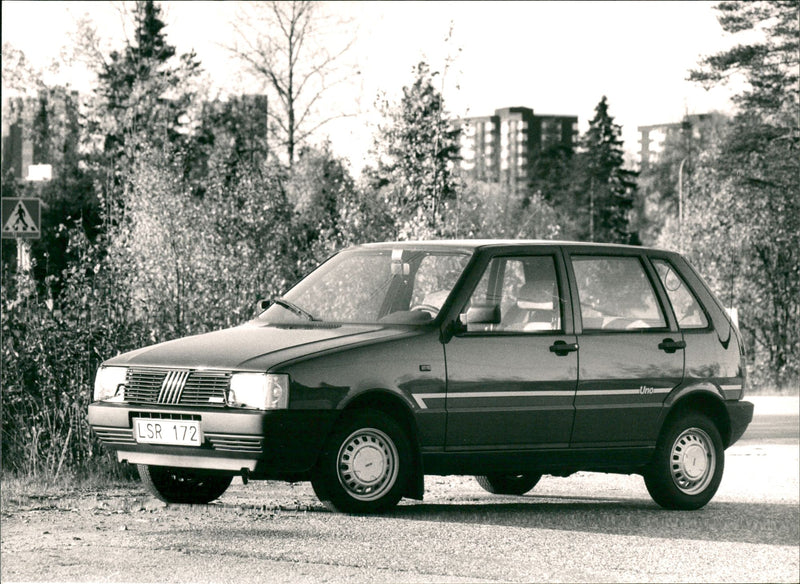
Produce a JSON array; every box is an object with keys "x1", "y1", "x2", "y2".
[{"x1": 1, "y1": 0, "x2": 797, "y2": 485}]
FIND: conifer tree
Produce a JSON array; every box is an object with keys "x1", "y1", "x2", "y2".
[
  {"x1": 89, "y1": 0, "x2": 201, "y2": 229},
  {"x1": 370, "y1": 61, "x2": 461, "y2": 239},
  {"x1": 95, "y1": 0, "x2": 200, "y2": 164},
  {"x1": 578, "y1": 96, "x2": 638, "y2": 244}
]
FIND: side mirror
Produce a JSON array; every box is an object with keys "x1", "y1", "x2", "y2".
[
  {"x1": 255, "y1": 298, "x2": 270, "y2": 313},
  {"x1": 461, "y1": 304, "x2": 501, "y2": 326}
]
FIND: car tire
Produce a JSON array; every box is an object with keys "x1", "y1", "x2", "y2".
[
  {"x1": 644, "y1": 413, "x2": 724, "y2": 510},
  {"x1": 475, "y1": 473, "x2": 542, "y2": 495},
  {"x1": 311, "y1": 410, "x2": 411, "y2": 514},
  {"x1": 138, "y1": 465, "x2": 232, "y2": 504}
]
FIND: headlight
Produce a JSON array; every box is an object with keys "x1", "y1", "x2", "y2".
[
  {"x1": 93, "y1": 366, "x2": 128, "y2": 402},
  {"x1": 228, "y1": 373, "x2": 289, "y2": 410}
]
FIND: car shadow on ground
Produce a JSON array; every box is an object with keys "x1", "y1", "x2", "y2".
[{"x1": 388, "y1": 496, "x2": 800, "y2": 546}]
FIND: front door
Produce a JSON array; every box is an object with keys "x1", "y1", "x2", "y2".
[{"x1": 444, "y1": 251, "x2": 578, "y2": 450}]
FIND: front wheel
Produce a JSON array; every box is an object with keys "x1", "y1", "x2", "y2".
[
  {"x1": 644, "y1": 413, "x2": 724, "y2": 510},
  {"x1": 311, "y1": 410, "x2": 412, "y2": 514},
  {"x1": 475, "y1": 473, "x2": 542, "y2": 495},
  {"x1": 138, "y1": 465, "x2": 232, "y2": 504}
]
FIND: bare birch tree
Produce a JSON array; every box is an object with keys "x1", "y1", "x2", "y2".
[{"x1": 227, "y1": 1, "x2": 356, "y2": 169}]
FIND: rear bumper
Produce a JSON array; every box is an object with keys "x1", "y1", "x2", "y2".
[
  {"x1": 88, "y1": 402, "x2": 337, "y2": 477},
  {"x1": 726, "y1": 400, "x2": 755, "y2": 446}
]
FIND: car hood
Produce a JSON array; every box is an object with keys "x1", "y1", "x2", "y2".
[{"x1": 104, "y1": 321, "x2": 417, "y2": 371}]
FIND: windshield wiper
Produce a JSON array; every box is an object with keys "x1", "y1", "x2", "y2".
[{"x1": 274, "y1": 298, "x2": 318, "y2": 321}]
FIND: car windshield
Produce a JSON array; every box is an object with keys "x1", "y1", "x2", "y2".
[{"x1": 257, "y1": 248, "x2": 472, "y2": 325}]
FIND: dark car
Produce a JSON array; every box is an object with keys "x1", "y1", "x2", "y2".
[{"x1": 89, "y1": 241, "x2": 753, "y2": 513}]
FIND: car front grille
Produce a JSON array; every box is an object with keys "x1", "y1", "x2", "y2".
[{"x1": 125, "y1": 368, "x2": 231, "y2": 407}]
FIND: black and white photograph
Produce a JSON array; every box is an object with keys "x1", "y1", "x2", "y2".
[{"x1": 1, "y1": 1, "x2": 798, "y2": 582}]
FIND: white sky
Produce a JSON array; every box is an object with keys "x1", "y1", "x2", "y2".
[{"x1": 2, "y1": 1, "x2": 741, "y2": 172}]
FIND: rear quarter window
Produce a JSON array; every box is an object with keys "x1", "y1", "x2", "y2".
[{"x1": 652, "y1": 258, "x2": 709, "y2": 329}]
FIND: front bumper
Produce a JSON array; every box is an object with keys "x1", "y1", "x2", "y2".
[
  {"x1": 88, "y1": 402, "x2": 337, "y2": 477},
  {"x1": 726, "y1": 400, "x2": 755, "y2": 446}
]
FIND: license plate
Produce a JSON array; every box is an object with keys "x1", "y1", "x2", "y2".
[{"x1": 133, "y1": 418, "x2": 202, "y2": 446}]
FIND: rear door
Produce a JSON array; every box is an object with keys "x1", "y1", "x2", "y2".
[
  {"x1": 566, "y1": 249, "x2": 684, "y2": 446},
  {"x1": 443, "y1": 247, "x2": 578, "y2": 450}
]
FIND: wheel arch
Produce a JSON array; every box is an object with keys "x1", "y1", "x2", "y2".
[
  {"x1": 336, "y1": 389, "x2": 424, "y2": 500},
  {"x1": 662, "y1": 389, "x2": 732, "y2": 447}
]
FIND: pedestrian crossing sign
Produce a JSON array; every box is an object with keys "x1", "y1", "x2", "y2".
[{"x1": 2, "y1": 198, "x2": 41, "y2": 239}]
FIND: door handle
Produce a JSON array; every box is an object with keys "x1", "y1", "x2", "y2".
[
  {"x1": 658, "y1": 338, "x2": 686, "y2": 353},
  {"x1": 549, "y1": 341, "x2": 579, "y2": 356}
]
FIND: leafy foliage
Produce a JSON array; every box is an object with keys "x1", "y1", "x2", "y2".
[
  {"x1": 455, "y1": 179, "x2": 567, "y2": 240},
  {"x1": 2, "y1": 227, "x2": 147, "y2": 478},
  {"x1": 287, "y1": 142, "x2": 357, "y2": 271},
  {"x1": 657, "y1": 126, "x2": 799, "y2": 389},
  {"x1": 107, "y1": 142, "x2": 300, "y2": 341},
  {"x1": 659, "y1": 0, "x2": 800, "y2": 389},
  {"x1": 637, "y1": 113, "x2": 730, "y2": 243}
]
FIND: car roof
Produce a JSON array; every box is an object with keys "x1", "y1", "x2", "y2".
[{"x1": 354, "y1": 239, "x2": 672, "y2": 254}]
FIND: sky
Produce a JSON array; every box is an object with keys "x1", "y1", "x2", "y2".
[{"x1": 1, "y1": 1, "x2": 743, "y2": 172}]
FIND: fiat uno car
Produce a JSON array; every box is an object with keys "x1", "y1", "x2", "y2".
[{"x1": 89, "y1": 241, "x2": 753, "y2": 513}]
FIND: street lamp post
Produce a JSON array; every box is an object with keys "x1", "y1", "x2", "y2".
[{"x1": 678, "y1": 157, "x2": 687, "y2": 249}]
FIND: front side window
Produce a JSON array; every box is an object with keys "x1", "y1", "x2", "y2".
[
  {"x1": 465, "y1": 255, "x2": 562, "y2": 333},
  {"x1": 653, "y1": 259, "x2": 708, "y2": 329},
  {"x1": 572, "y1": 255, "x2": 666, "y2": 331},
  {"x1": 258, "y1": 249, "x2": 471, "y2": 325}
]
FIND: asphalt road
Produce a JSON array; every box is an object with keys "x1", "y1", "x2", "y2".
[
  {"x1": 2, "y1": 396, "x2": 798, "y2": 583},
  {"x1": 740, "y1": 396, "x2": 800, "y2": 444}
]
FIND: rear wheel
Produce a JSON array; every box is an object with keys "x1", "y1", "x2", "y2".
[
  {"x1": 311, "y1": 410, "x2": 411, "y2": 514},
  {"x1": 475, "y1": 473, "x2": 542, "y2": 495},
  {"x1": 644, "y1": 413, "x2": 724, "y2": 510},
  {"x1": 138, "y1": 465, "x2": 232, "y2": 504}
]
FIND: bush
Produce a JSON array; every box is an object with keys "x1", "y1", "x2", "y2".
[{"x1": 2, "y1": 227, "x2": 147, "y2": 478}]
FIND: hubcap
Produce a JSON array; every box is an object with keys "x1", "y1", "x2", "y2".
[
  {"x1": 337, "y1": 428, "x2": 398, "y2": 501},
  {"x1": 670, "y1": 427, "x2": 716, "y2": 495}
]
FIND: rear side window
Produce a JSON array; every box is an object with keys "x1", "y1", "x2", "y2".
[
  {"x1": 652, "y1": 259, "x2": 708, "y2": 329},
  {"x1": 572, "y1": 256, "x2": 666, "y2": 331}
]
